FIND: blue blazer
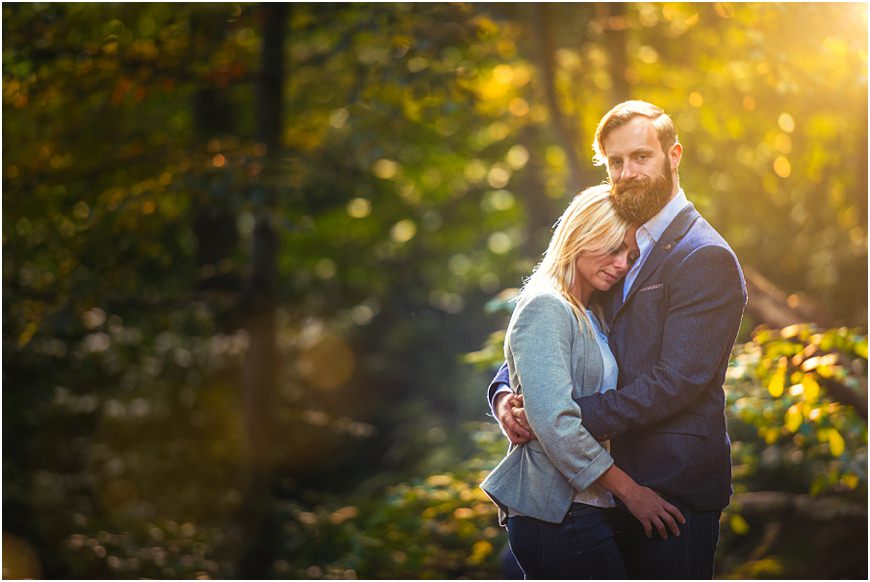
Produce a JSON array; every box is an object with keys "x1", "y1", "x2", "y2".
[{"x1": 489, "y1": 202, "x2": 747, "y2": 511}]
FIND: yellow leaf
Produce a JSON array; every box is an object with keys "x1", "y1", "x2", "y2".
[
  {"x1": 784, "y1": 404, "x2": 802, "y2": 433},
  {"x1": 729, "y1": 513, "x2": 750, "y2": 535},
  {"x1": 801, "y1": 356, "x2": 820, "y2": 371},
  {"x1": 425, "y1": 475, "x2": 452, "y2": 487},
  {"x1": 828, "y1": 428, "x2": 846, "y2": 457},
  {"x1": 17, "y1": 322, "x2": 38, "y2": 347},
  {"x1": 469, "y1": 540, "x2": 493, "y2": 565},
  {"x1": 453, "y1": 507, "x2": 474, "y2": 520},
  {"x1": 781, "y1": 324, "x2": 802, "y2": 338},
  {"x1": 801, "y1": 374, "x2": 821, "y2": 404},
  {"x1": 855, "y1": 339, "x2": 868, "y2": 360},
  {"x1": 768, "y1": 358, "x2": 787, "y2": 397},
  {"x1": 842, "y1": 474, "x2": 859, "y2": 489}
]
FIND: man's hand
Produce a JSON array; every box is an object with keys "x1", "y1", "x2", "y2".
[{"x1": 494, "y1": 391, "x2": 533, "y2": 446}]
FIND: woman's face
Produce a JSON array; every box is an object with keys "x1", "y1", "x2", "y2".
[{"x1": 574, "y1": 227, "x2": 640, "y2": 297}]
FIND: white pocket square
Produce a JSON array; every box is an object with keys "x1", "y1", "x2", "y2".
[{"x1": 638, "y1": 283, "x2": 664, "y2": 293}]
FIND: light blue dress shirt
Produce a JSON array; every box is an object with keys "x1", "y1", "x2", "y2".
[
  {"x1": 586, "y1": 309, "x2": 617, "y2": 394},
  {"x1": 622, "y1": 189, "x2": 690, "y2": 301}
]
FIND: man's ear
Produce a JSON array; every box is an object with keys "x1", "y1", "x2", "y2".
[{"x1": 669, "y1": 143, "x2": 683, "y2": 170}]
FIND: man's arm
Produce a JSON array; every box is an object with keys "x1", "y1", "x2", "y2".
[
  {"x1": 487, "y1": 361, "x2": 510, "y2": 412},
  {"x1": 578, "y1": 245, "x2": 747, "y2": 440},
  {"x1": 487, "y1": 362, "x2": 533, "y2": 445}
]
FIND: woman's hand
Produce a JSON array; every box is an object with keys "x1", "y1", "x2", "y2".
[
  {"x1": 596, "y1": 465, "x2": 686, "y2": 540},
  {"x1": 620, "y1": 483, "x2": 685, "y2": 540},
  {"x1": 493, "y1": 392, "x2": 533, "y2": 445},
  {"x1": 507, "y1": 394, "x2": 535, "y2": 440}
]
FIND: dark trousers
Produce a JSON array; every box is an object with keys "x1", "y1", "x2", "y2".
[
  {"x1": 609, "y1": 501, "x2": 721, "y2": 579},
  {"x1": 507, "y1": 504, "x2": 625, "y2": 580}
]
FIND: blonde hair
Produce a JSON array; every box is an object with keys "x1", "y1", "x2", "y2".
[
  {"x1": 592, "y1": 100, "x2": 678, "y2": 166},
  {"x1": 520, "y1": 184, "x2": 629, "y2": 332}
]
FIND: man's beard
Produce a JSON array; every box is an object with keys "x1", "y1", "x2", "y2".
[{"x1": 611, "y1": 159, "x2": 674, "y2": 224}]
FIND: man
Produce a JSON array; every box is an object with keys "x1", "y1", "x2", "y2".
[{"x1": 488, "y1": 100, "x2": 747, "y2": 579}]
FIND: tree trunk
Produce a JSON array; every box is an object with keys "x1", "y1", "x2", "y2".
[
  {"x1": 599, "y1": 3, "x2": 630, "y2": 104},
  {"x1": 190, "y1": 11, "x2": 240, "y2": 301},
  {"x1": 531, "y1": 4, "x2": 587, "y2": 193},
  {"x1": 743, "y1": 266, "x2": 834, "y2": 329},
  {"x1": 236, "y1": 3, "x2": 287, "y2": 578},
  {"x1": 518, "y1": 125, "x2": 557, "y2": 256},
  {"x1": 731, "y1": 490, "x2": 867, "y2": 520}
]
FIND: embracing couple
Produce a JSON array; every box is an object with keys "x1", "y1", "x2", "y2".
[{"x1": 481, "y1": 100, "x2": 748, "y2": 579}]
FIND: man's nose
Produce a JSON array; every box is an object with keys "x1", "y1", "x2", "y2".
[{"x1": 619, "y1": 161, "x2": 638, "y2": 181}]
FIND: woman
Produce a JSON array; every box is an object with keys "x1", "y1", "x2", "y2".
[{"x1": 480, "y1": 185, "x2": 684, "y2": 579}]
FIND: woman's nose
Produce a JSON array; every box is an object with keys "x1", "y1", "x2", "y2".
[{"x1": 613, "y1": 253, "x2": 629, "y2": 273}]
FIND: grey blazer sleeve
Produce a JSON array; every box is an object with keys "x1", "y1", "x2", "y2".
[
  {"x1": 579, "y1": 244, "x2": 746, "y2": 439},
  {"x1": 509, "y1": 293, "x2": 614, "y2": 490}
]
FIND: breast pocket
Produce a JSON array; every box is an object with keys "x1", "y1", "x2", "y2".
[
  {"x1": 633, "y1": 283, "x2": 666, "y2": 304},
  {"x1": 625, "y1": 285, "x2": 667, "y2": 347}
]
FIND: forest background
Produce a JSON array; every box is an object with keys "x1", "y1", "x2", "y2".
[{"x1": 3, "y1": 3, "x2": 868, "y2": 579}]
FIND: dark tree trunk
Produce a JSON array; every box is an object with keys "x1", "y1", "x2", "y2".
[
  {"x1": 236, "y1": 3, "x2": 287, "y2": 578},
  {"x1": 531, "y1": 4, "x2": 587, "y2": 193},
  {"x1": 599, "y1": 3, "x2": 630, "y2": 104},
  {"x1": 518, "y1": 125, "x2": 557, "y2": 257},
  {"x1": 191, "y1": 11, "x2": 239, "y2": 294}
]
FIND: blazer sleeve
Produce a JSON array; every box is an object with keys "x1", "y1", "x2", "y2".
[
  {"x1": 487, "y1": 361, "x2": 511, "y2": 413},
  {"x1": 509, "y1": 293, "x2": 614, "y2": 491},
  {"x1": 578, "y1": 244, "x2": 747, "y2": 439}
]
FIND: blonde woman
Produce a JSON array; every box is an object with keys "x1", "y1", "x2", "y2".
[{"x1": 481, "y1": 185, "x2": 684, "y2": 579}]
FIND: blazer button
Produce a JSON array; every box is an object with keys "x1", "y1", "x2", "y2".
[{"x1": 664, "y1": 243, "x2": 673, "y2": 250}]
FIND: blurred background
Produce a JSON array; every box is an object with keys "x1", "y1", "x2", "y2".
[{"x1": 3, "y1": 3, "x2": 867, "y2": 579}]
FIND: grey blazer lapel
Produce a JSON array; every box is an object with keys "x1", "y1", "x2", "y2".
[{"x1": 616, "y1": 204, "x2": 700, "y2": 316}]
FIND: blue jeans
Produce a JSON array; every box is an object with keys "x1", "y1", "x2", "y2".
[
  {"x1": 507, "y1": 504, "x2": 625, "y2": 580},
  {"x1": 609, "y1": 501, "x2": 721, "y2": 579}
]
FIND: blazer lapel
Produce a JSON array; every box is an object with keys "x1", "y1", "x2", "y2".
[
  {"x1": 615, "y1": 203, "x2": 700, "y2": 318},
  {"x1": 600, "y1": 280, "x2": 624, "y2": 327}
]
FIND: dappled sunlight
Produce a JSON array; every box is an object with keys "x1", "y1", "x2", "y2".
[{"x1": 297, "y1": 333, "x2": 356, "y2": 391}]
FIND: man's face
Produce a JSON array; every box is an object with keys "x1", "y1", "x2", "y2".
[{"x1": 602, "y1": 116, "x2": 680, "y2": 224}]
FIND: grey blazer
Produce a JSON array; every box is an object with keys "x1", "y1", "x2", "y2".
[{"x1": 480, "y1": 288, "x2": 614, "y2": 525}]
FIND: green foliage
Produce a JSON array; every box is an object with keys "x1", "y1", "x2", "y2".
[
  {"x1": 718, "y1": 325, "x2": 867, "y2": 578},
  {"x1": 269, "y1": 423, "x2": 506, "y2": 579},
  {"x1": 726, "y1": 324, "x2": 867, "y2": 498}
]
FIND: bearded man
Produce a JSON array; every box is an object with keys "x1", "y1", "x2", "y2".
[{"x1": 487, "y1": 100, "x2": 747, "y2": 579}]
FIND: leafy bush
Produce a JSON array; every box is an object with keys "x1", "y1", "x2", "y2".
[{"x1": 269, "y1": 422, "x2": 507, "y2": 579}]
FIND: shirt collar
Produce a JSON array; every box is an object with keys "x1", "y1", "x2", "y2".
[{"x1": 638, "y1": 188, "x2": 689, "y2": 243}]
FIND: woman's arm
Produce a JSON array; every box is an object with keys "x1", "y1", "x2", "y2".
[
  {"x1": 596, "y1": 465, "x2": 685, "y2": 539},
  {"x1": 508, "y1": 292, "x2": 613, "y2": 492}
]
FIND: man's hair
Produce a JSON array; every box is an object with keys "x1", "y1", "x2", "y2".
[{"x1": 592, "y1": 100, "x2": 678, "y2": 166}]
